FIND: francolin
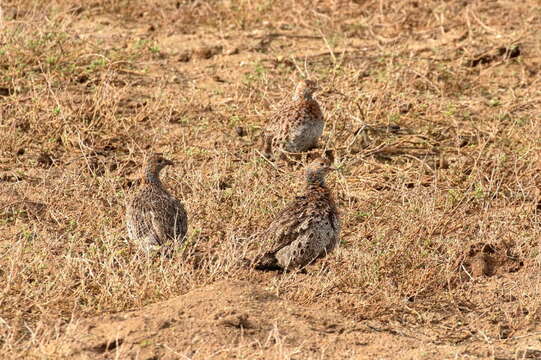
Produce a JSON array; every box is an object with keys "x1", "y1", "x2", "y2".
[
  {"x1": 262, "y1": 79, "x2": 324, "y2": 158},
  {"x1": 126, "y1": 153, "x2": 188, "y2": 254},
  {"x1": 254, "y1": 154, "x2": 340, "y2": 271}
]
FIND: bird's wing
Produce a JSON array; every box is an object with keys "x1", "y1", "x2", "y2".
[
  {"x1": 324, "y1": 212, "x2": 341, "y2": 254},
  {"x1": 149, "y1": 210, "x2": 168, "y2": 246},
  {"x1": 262, "y1": 195, "x2": 313, "y2": 254},
  {"x1": 330, "y1": 209, "x2": 340, "y2": 233},
  {"x1": 266, "y1": 100, "x2": 301, "y2": 135}
]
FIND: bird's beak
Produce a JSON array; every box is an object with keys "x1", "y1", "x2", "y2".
[{"x1": 165, "y1": 159, "x2": 175, "y2": 166}]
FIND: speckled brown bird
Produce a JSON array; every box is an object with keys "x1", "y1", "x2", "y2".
[
  {"x1": 254, "y1": 155, "x2": 340, "y2": 271},
  {"x1": 262, "y1": 79, "x2": 324, "y2": 158},
  {"x1": 126, "y1": 153, "x2": 188, "y2": 254}
]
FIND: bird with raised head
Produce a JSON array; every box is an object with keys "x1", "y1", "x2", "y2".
[{"x1": 126, "y1": 153, "x2": 188, "y2": 254}]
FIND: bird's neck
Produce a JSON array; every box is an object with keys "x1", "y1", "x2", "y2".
[
  {"x1": 306, "y1": 176, "x2": 326, "y2": 189},
  {"x1": 143, "y1": 169, "x2": 162, "y2": 186},
  {"x1": 292, "y1": 93, "x2": 312, "y2": 101},
  {"x1": 307, "y1": 181, "x2": 335, "y2": 207}
]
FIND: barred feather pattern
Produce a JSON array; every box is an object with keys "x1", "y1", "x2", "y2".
[
  {"x1": 126, "y1": 154, "x2": 188, "y2": 253},
  {"x1": 255, "y1": 157, "x2": 340, "y2": 271},
  {"x1": 262, "y1": 80, "x2": 324, "y2": 157}
]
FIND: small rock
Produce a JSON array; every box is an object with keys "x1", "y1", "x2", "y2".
[
  {"x1": 178, "y1": 52, "x2": 191, "y2": 62},
  {"x1": 193, "y1": 45, "x2": 222, "y2": 60},
  {"x1": 219, "y1": 313, "x2": 254, "y2": 329}
]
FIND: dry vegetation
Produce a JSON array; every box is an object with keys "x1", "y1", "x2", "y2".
[{"x1": 1, "y1": 0, "x2": 541, "y2": 358}]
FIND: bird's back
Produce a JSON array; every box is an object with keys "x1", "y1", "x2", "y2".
[
  {"x1": 255, "y1": 184, "x2": 340, "y2": 270},
  {"x1": 266, "y1": 98, "x2": 324, "y2": 153},
  {"x1": 126, "y1": 182, "x2": 187, "y2": 252}
]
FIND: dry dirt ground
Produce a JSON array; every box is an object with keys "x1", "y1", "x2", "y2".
[
  {"x1": 36, "y1": 280, "x2": 541, "y2": 359},
  {"x1": 1, "y1": 0, "x2": 541, "y2": 359}
]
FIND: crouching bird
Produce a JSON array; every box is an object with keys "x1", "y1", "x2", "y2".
[{"x1": 254, "y1": 154, "x2": 340, "y2": 271}]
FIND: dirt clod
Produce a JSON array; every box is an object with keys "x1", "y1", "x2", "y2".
[
  {"x1": 37, "y1": 152, "x2": 54, "y2": 168},
  {"x1": 457, "y1": 242, "x2": 523, "y2": 281},
  {"x1": 193, "y1": 45, "x2": 223, "y2": 60}
]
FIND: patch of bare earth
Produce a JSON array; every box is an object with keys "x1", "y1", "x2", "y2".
[
  {"x1": 35, "y1": 281, "x2": 540, "y2": 359},
  {"x1": 1, "y1": 0, "x2": 541, "y2": 359}
]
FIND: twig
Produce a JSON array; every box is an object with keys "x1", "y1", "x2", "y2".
[{"x1": 254, "y1": 149, "x2": 287, "y2": 174}]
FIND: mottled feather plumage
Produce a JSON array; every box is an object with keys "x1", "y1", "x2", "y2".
[
  {"x1": 254, "y1": 156, "x2": 340, "y2": 270},
  {"x1": 262, "y1": 80, "x2": 324, "y2": 157},
  {"x1": 126, "y1": 154, "x2": 188, "y2": 254}
]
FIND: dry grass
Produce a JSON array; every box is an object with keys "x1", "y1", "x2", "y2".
[{"x1": 1, "y1": 0, "x2": 541, "y2": 357}]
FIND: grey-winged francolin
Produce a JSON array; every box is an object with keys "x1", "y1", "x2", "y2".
[
  {"x1": 126, "y1": 153, "x2": 188, "y2": 254},
  {"x1": 262, "y1": 79, "x2": 324, "y2": 158},
  {"x1": 254, "y1": 155, "x2": 340, "y2": 270}
]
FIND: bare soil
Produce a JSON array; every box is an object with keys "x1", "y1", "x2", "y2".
[{"x1": 37, "y1": 281, "x2": 541, "y2": 359}]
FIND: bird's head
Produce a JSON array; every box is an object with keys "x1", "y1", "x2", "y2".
[
  {"x1": 305, "y1": 154, "x2": 335, "y2": 186},
  {"x1": 293, "y1": 79, "x2": 319, "y2": 100},
  {"x1": 144, "y1": 153, "x2": 174, "y2": 181}
]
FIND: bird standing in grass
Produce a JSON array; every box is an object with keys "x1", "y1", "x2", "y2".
[
  {"x1": 262, "y1": 79, "x2": 324, "y2": 158},
  {"x1": 126, "y1": 153, "x2": 188, "y2": 254},
  {"x1": 254, "y1": 154, "x2": 340, "y2": 271}
]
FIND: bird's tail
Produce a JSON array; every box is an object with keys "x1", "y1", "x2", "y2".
[{"x1": 253, "y1": 252, "x2": 282, "y2": 271}]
